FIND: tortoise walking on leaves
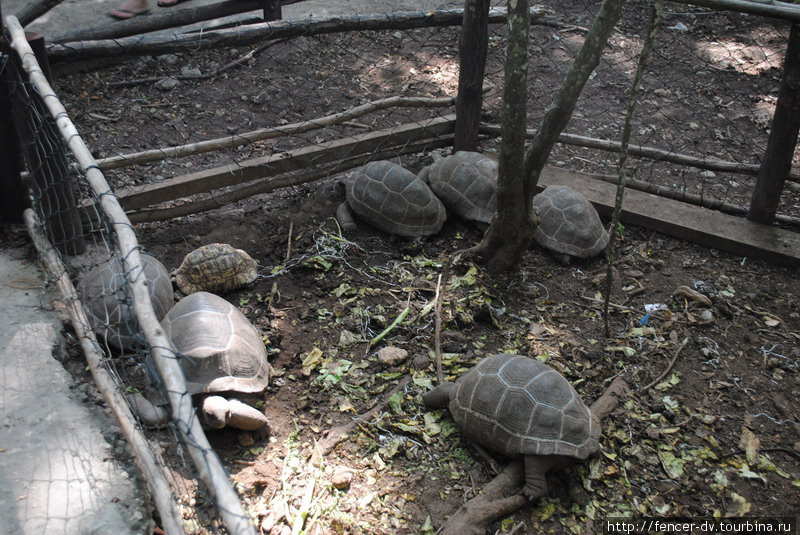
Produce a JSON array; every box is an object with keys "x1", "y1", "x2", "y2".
[
  {"x1": 336, "y1": 160, "x2": 446, "y2": 237},
  {"x1": 79, "y1": 253, "x2": 174, "y2": 351},
  {"x1": 173, "y1": 243, "x2": 258, "y2": 295},
  {"x1": 531, "y1": 185, "x2": 609, "y2": 264},
  {"x1": 133, "y1": 291, "x2": 271, "y2": 432},
  {"x1": 424, "y1": 353, "x2": 600, "y2": 501},
  {"x1": 419, "y1": 151, "x2": 498, "y2": 226}
]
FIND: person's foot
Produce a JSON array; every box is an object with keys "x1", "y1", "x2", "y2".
[
  {"x1": 108, "y1": 0, "x2": 150, "y2": 20},
  {"x1": 157, "y1": 0, "x2": 188, "y2": 6}
]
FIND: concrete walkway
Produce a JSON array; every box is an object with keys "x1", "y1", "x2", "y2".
[{"x1": 0, "y1": 249, "x2": 149, "y2": 535}]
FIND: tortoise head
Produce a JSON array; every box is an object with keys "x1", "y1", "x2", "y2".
[{"x1": 422, "y1": 381, "x2": 455, "y2": 409}]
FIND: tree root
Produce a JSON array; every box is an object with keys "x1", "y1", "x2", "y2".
[
  {"x1": 437, "y1": 375, "x2": 628, "y2": 535},
  {"x1": 308, "y1": 377, "x2": 411, "y2": 465}
]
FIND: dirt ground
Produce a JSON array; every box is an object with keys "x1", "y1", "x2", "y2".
[{"x1": 36, "y1": 2, "x2": 800, "y2": 534}]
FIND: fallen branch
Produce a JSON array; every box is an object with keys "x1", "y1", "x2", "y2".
[
  {"x1": 433, "y1": 274, "x2": 444, "y2": 383},
  {"x1": 98, "y1": 95, "x2": 455, "y2": 171},
  {"x1": 641, "y1": 337, "x2": 689, "y2": 392},
  {"x1": 438, "y1": 375, "x2": 627, "y2": 535},
  {"x1": 309, "y1": 376, "x2": 411, "y2": 464}
]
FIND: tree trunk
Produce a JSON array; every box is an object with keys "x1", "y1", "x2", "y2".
[
  {"x1": 477, "y1": 0, "x2": 629, "y2": 271},
  {"x1": 473, "y1": 0, "x2": 534, "y2": 271}
]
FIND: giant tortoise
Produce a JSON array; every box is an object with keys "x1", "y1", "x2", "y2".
[
  {"x1": 424, "y1": 353, "x2": 600, "y2": 500},
  {"x1": 531, "y1": 185, "x2": 609, "y2": 264},
  {"x1": 79, "y1": 253, "x2": 174, "y2": 351},
  {"x1": 419, "y1": 151, "x2": 498, "y2": 226},
  {"x1": 336, "y1": 160, "x2": 446, "y2": 237},
  {"x1": 132, "y1": 291, "x2": 271, "y2": 432}
]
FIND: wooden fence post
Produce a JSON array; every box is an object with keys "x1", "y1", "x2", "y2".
[
  {"x1": 454, "y1": 0, "x2": 490, "y2": 152},
  {"x1": 0, "y1": 8, "x2": 30, "y2": 223},
  {"x1": 260, "y1": 0, "x2": 282, "y2": 21},
  {"x1": 748, "y1": 23, "x2": 800, "y2": 224}
]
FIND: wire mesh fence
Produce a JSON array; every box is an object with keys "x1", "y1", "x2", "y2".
[
  {"x1": 47, "y1": 1, "x2": 799, "y2": 226},
  {"x1": 4, "y1": 0, "x2": 800, "y2": 533},
  {"x1": 3, "y1": 18, "x2": 259, "y2": 535}
]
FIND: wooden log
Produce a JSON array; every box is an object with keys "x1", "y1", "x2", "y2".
[
  {"x1": 14, "y1": 0, "x2": 65, "y2": 28},
  {"x1": 678, "y1": 0, "x2": 800, "y2": 22},
  {"x1": 454, "y1": 0, "x2": 491, "y2": 152},
  {"x1": 52, "y1": 0, "x2": 302, "y2": 43},
  {"x1": 116, "y1": 114, "x2": 456, "y2": 211},
  {"x1": 98, "y1": 96, "x2": 455, "y2": 171},
  {"x1": 748, "y1": 23, "x2": 800, "y2": 224},
  {"x1": 46, "y1": 7, "x2": 547, "y2": 62},
  {"x1": 127, "y1": 134, "x2": 454, "y2": 223},
  {"x1": 6, "y1": 16, "x2": 257, "y2": 535},
  {"x1": 23, "y1": 208, "x2": 185, "y2": 535},
  {"x1": 478, "y1": 123, "x2": 800, "y2": 183}
]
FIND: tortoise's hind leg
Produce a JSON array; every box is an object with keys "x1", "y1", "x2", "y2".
[{"x1": 521, "y1": 455, "x2": 550, "y2": 501}]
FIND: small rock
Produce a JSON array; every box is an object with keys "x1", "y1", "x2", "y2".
[
  {"x1": 377, "y1": 346, "x2": 409, "y2": 366},
  {"x1": 154, "y1": 77, "x2": 179, "y2": 91},
  {"x1": 330, "y1": 468, "x2": 353, "y2": 490},
  {"x1": 654, "y1": 88, "x2": 671, "y2": 98},
  {"x1": 180, "y1": 66, "x2": 202, "y2": 77},
  {"x1": 666, "y1": 21, "x2": 689, "y2": 32},
  {"x1": 766, "y1": 357, "x2": 781, "y2": 369},
  {"x1": 158, "y1": 54, "x2": 179, "y2": 65},
  {"x1": 697, "y1": 309, "x2": 714, "y2": 323}
]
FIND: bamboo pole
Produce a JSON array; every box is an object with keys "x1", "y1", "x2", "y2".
[
  {"x1": 22, "y1": 208, "x2": 185, "y2": 535},
  {"x1": 478, "y1": 123, "x2": 800, "y2": 183},
  {"x1": 97, "y1": 95, "x2": 456, "y2": 171},
  {"x1": 6, "y1": 16, "x2": 257, "y2": 535},
  {"x1": 46, "y1": 7, "x2": 546, "y2": 61},
  {"x1": 680, "y1": 0, "x2": 800, "y2": 22}
]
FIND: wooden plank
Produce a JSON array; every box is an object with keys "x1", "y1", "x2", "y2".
[
  {"x1": 116, "y1": 115, "x2": 456, "y2": 211},
  {"x1": 540, "y1": 166, "x2": 800, "y2": 267}
]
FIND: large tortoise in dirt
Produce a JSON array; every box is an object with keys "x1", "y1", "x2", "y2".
[
  {"x1": 419, "y1": 151, "x2": 498, "y2": 226},
  {"x1": 424, "y1": 353, "x2": 600, "y2": 500},
  {"x1": 132, "y1": 291, "x2": 271, "y2": 431},
  {"x1": 531, "y1": 185, "x2": 609, "y2": 264},
  {"x1": 79, "y1": 253, "x2": 174, "y2": 351},
  {"x1": 336, "y1": 160, "x2": 446, "y2": 237}
]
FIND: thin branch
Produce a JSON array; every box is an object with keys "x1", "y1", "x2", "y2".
[
  {"x1": 97, "y1": 95, "x2": 455, "y2": 171},
  {"x1": 641, "y1": 337, "x2": 689, "y2": 392}
]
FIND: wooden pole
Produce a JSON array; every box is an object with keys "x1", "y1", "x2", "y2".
[
  {"x1": 0, "y1": 43, "x2": 29, "y2": 223},
  {"x1": 260, "y1": 0, "x2": 282, "y2": 21},
  {"x1": 454, "y1": 0, "x2": 490, "y2": 152},
  {"x1": 748, "y1": 23, "x2": 800, "y2": 224}
]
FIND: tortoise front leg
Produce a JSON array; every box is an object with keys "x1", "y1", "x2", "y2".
[
  {"x1": 521, "y1": 455, "x2": 550, "y2": 501},
  {"x1": 201, "y1": 396, "x2": 270, "y2": 432}
]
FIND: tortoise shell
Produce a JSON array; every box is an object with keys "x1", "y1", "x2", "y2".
[
  {"x1": 445, "y1": 353, "x2": 599, "y2": 460},
  {"x1": 173, "y1": 243, "x2": 258, "y2": 295},
  {"x1": 345, "y1": 160, "x2": 446, "y2": 237},
  {"x1": 161, "y1": 292, "x2": 270, "y2": 395},
  {"x1": 532, "y1": 186, "x2": 609, "y2": 259},
  {"x1": 80, "y1": 253, "x2": 174, "y2": 351},
  {"x1": 422, "y1": 151, "x2": 498, "y2": 225}
]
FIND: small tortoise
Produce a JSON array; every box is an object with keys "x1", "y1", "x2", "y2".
[
  {"x1": 419, "y1": 151, "x2": 498, "y2": 226},
  {"x1": 424, "y1": 353, "x2": 600, "y2": 500},
  {"x1": 132, "y1": 291, "x2": 271, "y2": 431},
  {"x1": 173, "y1": 243, "x2": 258, "y2": 295},
  {"x1": 336, "y1": 160, "x2": 446, "y2": 237},
  {"x1": 532, "y1": 185, "x2": 609, "y2": 264},
  {"x1": 79, "y1": 253, "x2": 174, "y2": 351}
]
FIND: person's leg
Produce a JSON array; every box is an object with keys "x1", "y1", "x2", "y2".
[{"x1": 108, "y1": 0, "x2": 150, "y2": 20}]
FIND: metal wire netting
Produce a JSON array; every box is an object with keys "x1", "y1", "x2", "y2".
[{"x1": 3, "y1": 24, "x2": 257, "y2": 535}]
